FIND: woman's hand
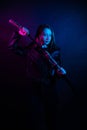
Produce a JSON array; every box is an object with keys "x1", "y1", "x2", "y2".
[
  {"x1": 18, "y1": 27, "x2": 29, "y2": 36},
  {"x1": 56, "y1": 67, "x2": 67, "y2": 76},
  {"x1": 60, "y1": 67, "x2": 67, "y2": 75}
]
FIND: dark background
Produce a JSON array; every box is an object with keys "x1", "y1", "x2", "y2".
[{"x1": 0, "y1": 0, "x2": 87, "y2": 129}]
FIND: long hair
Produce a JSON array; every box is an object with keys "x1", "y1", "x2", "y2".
[{"x1": 35, "y1": 24, "x2": 60, "y2": 52}]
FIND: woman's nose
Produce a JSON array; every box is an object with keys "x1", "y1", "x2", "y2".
[{"x1": 46, "y1": 36, "x2": 50, "y2": 40}]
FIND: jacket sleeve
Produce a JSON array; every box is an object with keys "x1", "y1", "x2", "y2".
[
  {"x1": 8, "y1": 31, "x2": 27, "y2": 56},
  {"x1": 51, "y1": 49, "x2": 61, "y2": 66}
]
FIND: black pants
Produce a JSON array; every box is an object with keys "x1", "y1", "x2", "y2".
[
  {"x1": 16, "y1": 80, "x2": 58, "y2": 129},
  {"x1": 31, "y1": 81, "x2": 58, "y2": 130}
]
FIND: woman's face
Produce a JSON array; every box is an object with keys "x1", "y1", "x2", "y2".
[{"x1": 38, "y1": 28, "x2": 52, "y2": 47}]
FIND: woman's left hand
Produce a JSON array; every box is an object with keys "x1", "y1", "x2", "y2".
[{"x1": 60, "y1": 67, "x2": 67, "y2": 75}]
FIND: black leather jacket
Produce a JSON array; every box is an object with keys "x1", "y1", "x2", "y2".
[{"x1": 8, "y1": 31, "x2": 61, "y2": 87}]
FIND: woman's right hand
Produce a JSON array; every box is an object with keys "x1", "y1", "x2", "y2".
[{"x1": 18, "y1": 27, "x2": 29, "y2": 36}]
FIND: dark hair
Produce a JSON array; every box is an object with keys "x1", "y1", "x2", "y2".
[{"x1": 35, "y1": 24, "x2": 60, "y2": 52}]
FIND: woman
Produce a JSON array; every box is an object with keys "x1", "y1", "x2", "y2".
[{"x1": 8, "y1": 24, "x2": 66, "y2": 129}]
